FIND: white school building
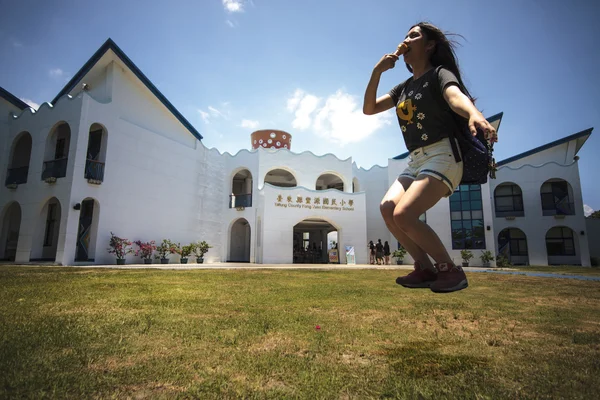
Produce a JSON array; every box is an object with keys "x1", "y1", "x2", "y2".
[{"x1": 0, "y1": 39, "x2": 594, "y2": 267}]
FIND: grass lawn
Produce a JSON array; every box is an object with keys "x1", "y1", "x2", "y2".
[
  {"x1": 506, "y1": 265, "x2": 600, "y2": 276},
  {"x1": 1, "y1": 266, "x2": 599, "y2": 399}
]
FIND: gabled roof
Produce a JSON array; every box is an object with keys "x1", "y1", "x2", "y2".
[
  {"x1": 51, "y1": 38, "x2": 203, "y2": 140},
  {"x1": 497, "y1": 128, "x2": 593, "y2": 167},
  {"x1": 0, "y1": 86, "x2": 29, "y2": 110},
  {"x1": 392, "y1": 112, "x2": 504, "y2": 160}
]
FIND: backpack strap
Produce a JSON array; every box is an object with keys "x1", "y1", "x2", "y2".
[{"x1": 430, "y1": 65, "x2": 463, "y2": 163}]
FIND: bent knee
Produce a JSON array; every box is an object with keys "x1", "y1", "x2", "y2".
[
  {"x1": 393, "y1": 208, "x2": 419, "y2": 228},
  {"x1": 380, "y1": 200, "x2": 396, "y2": 222}
]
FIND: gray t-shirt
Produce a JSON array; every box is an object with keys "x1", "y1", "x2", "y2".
[{"x1": 389, "y1": 67, "x2": 460, "y2": 152}]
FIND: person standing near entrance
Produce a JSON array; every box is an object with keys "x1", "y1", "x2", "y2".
[
  {"x1": 362, "y1": 22, "x2": 497, "y2": 292},
  {"x1": 375, "y1": 239, "x2": 384, "y2": 265},
  {"x1": 383, "y1": 241, "x2": 391, "y2": 265}
]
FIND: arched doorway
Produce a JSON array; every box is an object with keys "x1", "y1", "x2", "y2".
[
  {"x1": 264, "y1": 168, "x2": 297, "y2": 188},
  {"x1": 293, "y1": 218, "x2": 338, "y2": 264},
  {"x1": 229, "y1": 218, "x2": 251, "y2": 262},
  {"x1": 75, "y1": 198, "x2": 100, "y2": 262},
  {"x1": 230, "y1": 169, "x2": 253, "y2": 208},
  {"x1": 316, "y1": 173, "x2": 344, "y2": 191},
  {"x1": 31, "y1": 197, "x2": 62, "y2": 261},
  {"x1": 6, "y1": 132, "x2": 32, "y2": 186},
  {"x1": 497, "y1": 228, "x2": 529, "y2": 265},
  {"x1": 546, "y1": 226, "x2": 581, "y2": 265},
  {"x1": 0, "y1": 202, "x2": 22, "y2": 261}
]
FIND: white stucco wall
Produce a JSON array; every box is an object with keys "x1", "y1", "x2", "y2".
[
  {"x1": 1, "y1": 95, "x2": 83, "y2": 265},
  {"x1": 491, "y1": 148, "x2": 590, "y2": 266},
  {"x1": 353, "y1": 163, "x2": 389, "y2": 250},
  {"x1": 259, "y1": 184, "x2": 367, "y2": 264},
  {"x1": 0, "y1": 74, "x2": 225, "y2": 265}
]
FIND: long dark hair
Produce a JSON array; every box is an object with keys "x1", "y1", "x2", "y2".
[{"x1": 405, "y1": 22, "x2": 474, "y2": 101}]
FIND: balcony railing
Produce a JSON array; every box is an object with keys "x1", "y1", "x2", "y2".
[
  {"x1": 542, "y1": 202, "x2": 575, "y2": 216},
  {"x1": 5, "y1": 166, "x2": 29, "y2": 186},
  {"x1": 85, "y1": 159, "x2": 105, "y2": 183},
  {"x1": 41, "y1": 158, "x2": 68, "y2": 180},
  {"x1": 229, "y1": 193, "x2": 252, "y2": 208}
]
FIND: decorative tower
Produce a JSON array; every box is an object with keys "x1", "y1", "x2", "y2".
[{"x1": 251, "y1": 129, "x2": 292, "y2": 150}]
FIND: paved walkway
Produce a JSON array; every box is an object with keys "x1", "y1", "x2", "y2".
[{"x1": 10, "y1": 262, "x2": 599, "y2": 282}]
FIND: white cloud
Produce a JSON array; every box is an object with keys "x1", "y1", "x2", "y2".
[
  {"x1": 240, "y1": 119, "x2": 259, "y2": 129},
  {"x1": 222, "y1": 0, "x2": 244, "y2": 12},
  {"x1": 20, "y1": 98, "x2": 40, "y2": 110},
  {"x1": 198, "y1": 104, "x2": 229, "y2": 124},
  {"x1": 208, "y1": 106, "x2": 225, "y2": 118},
  {"x1": 287, "y1": 89, "x2": 321, "y2": 130},
  {"x1": 225, "y1": 19, "x2": 236, "y2": 28},
  {"x1": 198, "y1": 109, "x2": 210, "y2": 124},
  {"x1": 10, "y1": 37, "x2": 22, "y2": 48},
  {"x1": 49, "y1": 68, "x2": 64, "y2": 78},
  {"x1": 286, "y1": 88, "x2": 391, "y2": 144},
  {"x1": 584, "y1": 204, "x2": 594, "y2": 217}
]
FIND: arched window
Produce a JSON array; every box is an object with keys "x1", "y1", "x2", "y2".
[
  {"x1": 264, "y1": 169, "x2": 297, "y2": 188},
  {"x1": 5, "y1": 132, "x2": 32, "y2": 187},
  {"x1": 85, "y1": 123, "x2": 108, "y2": 184},
  {"x1": 494, "y1": 183, "x2": 524, "y2": 217},
  {"x1": 230, "y1": 169, "x2": 253, "y2": 208},
  {"x1": 546, "y1": 227, "x2": 575, "y2": 256},
  {"x1": 316, "y1": 173, "x2": 344, "y2": 191},
  {"x1": 42, "y1": 122, "x2": 70, "y2": 181},
  {"x1": 541, "y1": 179, "x2": 575, "y2": 216}
]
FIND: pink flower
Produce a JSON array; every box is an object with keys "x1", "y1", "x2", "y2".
[{"x1": 315, "y1": 325, "x2": 321, "y2": 331}]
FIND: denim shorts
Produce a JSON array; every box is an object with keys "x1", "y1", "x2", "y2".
[{"x1": 399, "y1": 137, "x2": 463, "y2": 197}]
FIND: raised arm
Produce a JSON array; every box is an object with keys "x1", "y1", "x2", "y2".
[{"x1": 363, "y1": 54, "x2": 399, "y2": 115}]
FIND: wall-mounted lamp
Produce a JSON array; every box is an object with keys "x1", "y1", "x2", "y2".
[{"x1": 73, "y1": 203, "x2": 81, "y2": 210}]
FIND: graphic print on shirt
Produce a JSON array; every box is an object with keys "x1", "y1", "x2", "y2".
[{"x1": 396, "y1": 99, "x2": 417, "y2": 124}]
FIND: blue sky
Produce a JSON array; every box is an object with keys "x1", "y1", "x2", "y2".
[{"x1": 1, "y1": 0, "x2": 599, "y2": 212}]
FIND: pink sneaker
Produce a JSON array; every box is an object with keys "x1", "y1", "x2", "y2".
[
  {"x1": 430, "y1": 263, "x2": 469, "y2": 293},
  {"x1": 396, "y1": 261, "x2": 437, "y2": 288}
]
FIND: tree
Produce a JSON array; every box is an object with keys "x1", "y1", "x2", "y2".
[{"x1": 588, "y1": 210, "x2": 600, "y2": 219}]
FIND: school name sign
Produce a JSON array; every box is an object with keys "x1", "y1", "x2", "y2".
[{"x1": 274, "y1": 194, "x2": 355, "y2": 212}]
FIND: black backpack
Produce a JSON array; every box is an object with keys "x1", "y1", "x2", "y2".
[{"x1": 430, "y1": 65, "x2": 497, "y2": 185}]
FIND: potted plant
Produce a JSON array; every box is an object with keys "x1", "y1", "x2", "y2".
[
  {"x1": 460, "y1": 250, "x2": 474, "y2": 268},
  {"x1": 178, "y1": 243, "x2": 194, "y2": 264},
  {"x1": 496, "y1": 254, "x2": 512, "y2": 268},
  {"x1": 480, "y1": 250, "x2": 494, "y2": 268},
  {"x1": 391, "y1": 247, "x2": 407, "y2": 265},
  {"x1": 192, "y1": 240, "x2": 212, "y2": 263},
  {"x1": 107, "y1": 232, "x2": 133, "y2": 265},
  {"x1": 155, "y1": 239, "x2": 177, "y2": 264},
  {"x1": 134, "y1": 240, "x2": 156, "y2": 264}
]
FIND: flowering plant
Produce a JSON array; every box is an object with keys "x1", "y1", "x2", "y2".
[
  {"x1": 107, "y1": 232, "x2": 134, "y2": 259},
  {"x1": 155, "y1": 239, "x2": 177, "y2": 259},
  {"x1": 134, "y1": 240, "x2": 156, "y2": 260}
]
